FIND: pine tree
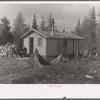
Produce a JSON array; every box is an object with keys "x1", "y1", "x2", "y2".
[
  {"x1": 81, "y1": 16, "x2": 91, "y2": 49},
  {"x1": 75, "y1": 19, "x2": 82, "y2": 36},
  {"x1": 40, "y1": 16, "x2": 46, "y2": 31},
  {"x1": 89, "y1": 7, "x2": 97, "y2": 58},
  {"x1": 96, "y1": 21, "x2": 100, "y2": 54},
  {"x1": 46, "y1": 13, "x2": 52, "y2": 31},
  {"x1": 12, "y1": 12, "x2": 27, "y2": 38},
  {"x1": 0, "y1": 16, "x2": 14, "y2": 44},
  {"x1": 31, "y1": 14, "x2": 38, "y2": 29},
  {"x1": 12, "y1": 12, "x2": 30, "y2": 46},
  {"x1": 75, "y1": 19, "x2": 83, "y2": 52}
]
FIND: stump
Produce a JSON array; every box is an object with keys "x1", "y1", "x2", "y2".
[
  {"x1": 33, "y1": 49, "x2": 43, "y2": 68},
  {"x1": 30, "y1": 48, "x2": 50, "y2": 67}
]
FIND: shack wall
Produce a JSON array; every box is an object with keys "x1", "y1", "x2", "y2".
[
  {"x1": 23, "y1": 37, "x2": 29, "y2": 53},
  {"x1": 23, "y1": 32, "x2": 46, "y2": 56},
  {"x1": 46, "y1": 38, "x2": 80, "y2": 56},
  {"x1": 46, "y1": 38, "x2": 58, "y2": 56}
]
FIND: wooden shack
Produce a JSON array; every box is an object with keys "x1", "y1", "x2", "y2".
[{"x1": 21, "y1": 28, "x2": 83, "y2": 57}]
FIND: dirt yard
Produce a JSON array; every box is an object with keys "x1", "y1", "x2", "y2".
[{"x1": 0, "y1": 56, "x2": 100, "y2": 84}]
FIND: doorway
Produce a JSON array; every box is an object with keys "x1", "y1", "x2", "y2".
[{"x1": 29, "y1": 37, "x2": 34, "y2": 54}]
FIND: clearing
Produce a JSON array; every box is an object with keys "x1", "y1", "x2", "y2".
[{"x1": 0, "y1": 56, "x2": 100, "y2": 84}]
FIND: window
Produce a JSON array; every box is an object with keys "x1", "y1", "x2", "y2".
[{"x1": 38, "y1": 38, "x2": 43, "y2": 47}]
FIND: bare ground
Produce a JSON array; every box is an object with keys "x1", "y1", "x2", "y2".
[{"x1": 0, "y1": 56, "x2": 100, "y2": 84}]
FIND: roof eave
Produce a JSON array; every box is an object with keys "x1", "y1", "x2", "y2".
[{"x1": 21, "y1": 29, "x2": 48, "y2": 39}]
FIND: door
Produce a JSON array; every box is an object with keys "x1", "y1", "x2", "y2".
[{"x1": 29, "y1": 37, "x2": 34, "y2": 54}]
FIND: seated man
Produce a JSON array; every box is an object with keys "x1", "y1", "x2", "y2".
[
  {"x1": 12, "y1": 45, "x2": 18, "y2": 57},
  {"x1": 21, "y1": 45, "x2": 27, "y2": 58}
]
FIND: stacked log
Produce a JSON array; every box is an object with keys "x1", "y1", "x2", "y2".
[{"x1": 0, "y1": 43, "x2": 17, "y2": 57}]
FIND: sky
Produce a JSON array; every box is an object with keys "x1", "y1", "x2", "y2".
[{"x1": 0, "y1": 3, "x2": 100, "y2": 31}]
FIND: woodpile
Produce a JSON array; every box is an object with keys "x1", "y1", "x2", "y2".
[{"x1": 0, "y1": 43, "x2": 17, "y2": 57}]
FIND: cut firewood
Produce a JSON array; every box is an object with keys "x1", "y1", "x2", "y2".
[
  {"x1": 51, "y1": 54, "x2": 69, "y2": 64},
  {"x1": 51, "y1": 54, "x2": 63, "y2": 63}
]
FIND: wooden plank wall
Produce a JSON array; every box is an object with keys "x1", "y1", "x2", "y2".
[
  {"x1": 67, "y1": 39, "x2": 74, "y2": 55},
  {"x1": 47, "y1": 38, "x2": 80, "y2": 56},
  {"x1": 46, "y1": 38, "x2": 58, "y2": 56},
  {"x1": 57, "y1": 39, "x2": 80, "y2": 56},
  {"x1": 62, "y1": 39, "x2": 67, "y2": 55},
  {"x1": 73, "y1": 39, "x2": 79, "y2": 54},
  {"x1": 57, "y1": 39, "x2": 63, "y2": 55}
]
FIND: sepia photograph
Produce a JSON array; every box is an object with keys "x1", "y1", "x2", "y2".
[{"x1": 0, "y1": 2, "x2": 100, "y2": 84}]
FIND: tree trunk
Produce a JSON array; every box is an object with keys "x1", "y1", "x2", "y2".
[{"x1": 30, "y1": 48, "x2": 50, "y2": 67}]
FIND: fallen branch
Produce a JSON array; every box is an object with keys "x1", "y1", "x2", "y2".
[{"x1": 51, "y1": 54, "x2": 69, "y2": 64}]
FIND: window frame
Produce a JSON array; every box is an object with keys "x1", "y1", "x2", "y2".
[{"x1": 38, "y1": 38, "x2": 43, "y2": 47}]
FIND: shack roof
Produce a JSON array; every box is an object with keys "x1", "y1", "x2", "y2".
[{"x1": 21, "y1": 29, "x2": 83, "y2": 40}]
